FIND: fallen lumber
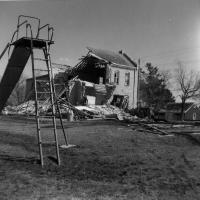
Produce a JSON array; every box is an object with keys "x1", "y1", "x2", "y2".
[
  {"x1": 130, "y1": 121, "x2": 170, "y2": 135},
  {"x1": 143, "y1": 123, "x2": 169, "y2": 135}
]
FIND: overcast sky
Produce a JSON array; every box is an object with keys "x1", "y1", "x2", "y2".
[{"x1": 0, "y1": 0, "x2": 200, "y2": 78}]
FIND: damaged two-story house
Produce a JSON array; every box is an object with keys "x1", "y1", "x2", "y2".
[
  {"x1": 25, "y1": 47, "x2": 138, "y2": 110},
  {"x1": 68, "y1": 47, "x2": 138, "y2": 109}
]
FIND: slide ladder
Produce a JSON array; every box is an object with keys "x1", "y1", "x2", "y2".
[{"x1": 0, "y1": 15, "x2": 74, "y2": 166}]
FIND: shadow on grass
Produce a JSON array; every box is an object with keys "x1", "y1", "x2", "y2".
[
  {"x1": 0, "y1": 130, "x2": 37, "y2": 153},
  {"x1": 48, "y1": 156, "x2": 59, "y2": 165},
  {"x1": 0, "y1": 154, "x2": 39, "y2": 164}
]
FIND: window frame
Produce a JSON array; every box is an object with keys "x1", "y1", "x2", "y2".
[
  {"x1": 114, "y1": 70, "x2": 120, "y2": 85},
  {"x1": 124, "y1": 72, "x2": 130, "y2": 86}
]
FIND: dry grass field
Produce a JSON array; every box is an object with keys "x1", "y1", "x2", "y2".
[{"x1": 0, "y1": 116, "x2": 200, "y2": 200}]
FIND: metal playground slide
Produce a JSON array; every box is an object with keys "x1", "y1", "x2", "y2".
[
  {"x1": 0, "y1": 15, "x2": 52, "y2": 113},
  {"x1": 0, "y1": 45, "x2": 30, "y2": 112}
]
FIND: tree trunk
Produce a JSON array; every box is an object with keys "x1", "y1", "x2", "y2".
[{"x1": 181, "y1": 98, "x2": 185, "y2": 121}]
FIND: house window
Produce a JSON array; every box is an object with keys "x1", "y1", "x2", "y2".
[
  {"x1": 114, "y1": 71, "x2": 120, "y2": 85},
  {"x1": 125, "y1": 72, "x2": 130, "y2": 86},
  {"x1": 99, "y1": 77, "x2": 103, "y2": 84}
]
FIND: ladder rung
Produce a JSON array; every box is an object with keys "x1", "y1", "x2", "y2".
[
  {"x1": 35, "y1": 68, "x2": 49, "y2": 72},
  {"x1": 54, "y1": 83, "x2": 65, "y2": 86},
  {"x1": 37, "y1": 102, "x2": 49, "y2": 105},
  {"x1": 37, "y1": 91, "x2": 51, "y2": 94},
  {"x1": 41, "y1": 141, "x2": 57, "y2": 145},
  {"x1": 34, "y1": 58, "x2": 49, "y2": 62},
  {"x1": 37, "y1": 97, "x2": 50, "y2": 104},
  {"x1": 37, "y1": 99, "x2": 47, "y2": 102},
  {"x1": 36, "y1": 80, "x2": 49, "y2": 83},
  {"x1": 38, "y1": 115, "x2": 55, "y2": 118}
]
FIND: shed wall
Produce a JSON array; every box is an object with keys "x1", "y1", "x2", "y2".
[{"x1": 185, "y1": 106, "x2": 200, "y2": 120}]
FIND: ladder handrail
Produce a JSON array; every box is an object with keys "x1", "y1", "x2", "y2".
[
  {"x1": 17, "y1": 15, "x2": 40, "y2": 39},
  {"x1": 48, "y1": 27, "x2": 54, "y2": 42},
  {"x1": 8, "y1": 15, "x2": 53, "y2": 59},
  {"x1": 42, "y1": 43, "x2": 61, "y2": 165},
  {"x1": 25, "y1": 23, "x2": 33, "y2": 39},
  {"x1": 36, "y1": 24, "x2": 54, "y2": 42},
  {"x1": 8, "y1": 19, "x2": 29, "y2": 58},
  {"x1": 36, "y1": 23, "x2": 49, "y2": 38}
]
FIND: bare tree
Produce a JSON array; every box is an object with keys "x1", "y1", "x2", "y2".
[
  {"x1": 174, "y1": 62, "x2": 200, "y2": 120},
  {"x1": 160, "y1": 69, "x2": 171, "y2": 86}
]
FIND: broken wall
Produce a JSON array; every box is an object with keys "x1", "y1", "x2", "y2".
[
  {"x1": 68, "y1": 80, "x2": 83, "y2": 105},
  {"x1": 68, "y1": 79, "x2": 115, "y2": 106}
]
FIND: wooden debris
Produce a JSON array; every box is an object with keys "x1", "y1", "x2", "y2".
[
  {"x1": 141, "y1": 123, "x2": 169, "y2": 135},
  {"x1": 129, "y1": 121, "x2": 170, "y2": 136}
]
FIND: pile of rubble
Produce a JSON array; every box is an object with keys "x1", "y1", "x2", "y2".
[
  {"x1": 3, "y1": 100, "x2": 50, "y2": 115},
  {"x1": 3, "y1": 100, "x2": 134, "y2": 121},
  {"x1": 75, "y1": 104, "x2": 134, "y2": 120}
]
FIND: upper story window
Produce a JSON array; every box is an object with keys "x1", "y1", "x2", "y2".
[
  {"x1": 125, "y1": 72, "x2": 130, "y2": 86},
  {"x1": 99, "y1": 77, "x2": 103, "y2": 84},
  {"x1": 114, "y1": 71, "x2": 120, "y2": 85}
]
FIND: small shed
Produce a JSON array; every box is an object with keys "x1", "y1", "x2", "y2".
[{"x1": 165, "y1": 102, "x2": 200, "y2": 121}]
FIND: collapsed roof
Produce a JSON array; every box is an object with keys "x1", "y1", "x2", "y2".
[
  {"x1": 68, "y1": 47, "x2": 137, "y2": 79},
  {"x1": 87, "y1": 47, "x2": 137, "y2": 68}
]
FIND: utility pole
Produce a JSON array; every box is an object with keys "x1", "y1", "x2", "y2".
[{"x1": 137, "y1": 58, "x2": 140, "y2": 110}]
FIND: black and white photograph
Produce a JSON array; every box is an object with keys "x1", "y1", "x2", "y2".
[{"x1": 0, "y1": 0, "x2": 200, "y2": 199}]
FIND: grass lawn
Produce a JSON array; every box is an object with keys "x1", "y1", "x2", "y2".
[{"x1": 0, "y1": 116, "x2": 200, "y2": 200}]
